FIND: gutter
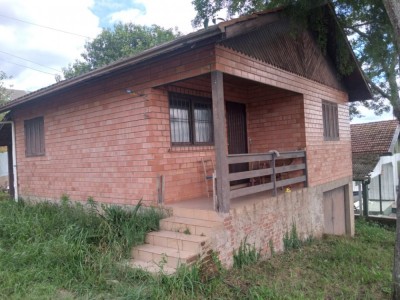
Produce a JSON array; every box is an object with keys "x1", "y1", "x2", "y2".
[{"x1": 0, "y1": 121, "x2": 18, "y2": 201}]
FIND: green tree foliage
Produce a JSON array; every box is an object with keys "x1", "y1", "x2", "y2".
[
  {"x1": 0, "y1": 71, "x2": 11, "y2": 104},
  {"x1": 63, "y1": 23, "x2": 180, "y2": 79},
  {"x1": 191, "y1": 0, "x2": 398, "y2": 119}
]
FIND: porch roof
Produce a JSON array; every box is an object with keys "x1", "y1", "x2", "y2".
[{"x1": 0, "y1": 3, "x2": 371, "y2": 114}]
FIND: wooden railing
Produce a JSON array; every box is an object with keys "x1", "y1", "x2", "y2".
[{"x1": 227, "y1": 150, "x2": 307, "y2": 199}]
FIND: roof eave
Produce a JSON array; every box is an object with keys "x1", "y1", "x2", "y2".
[
  {"x1": 326, "y1": 2, "x2": 373, "y2": 102},
  {"x1": 0, "y1": 26, "x2": 223, "y2": 114}
]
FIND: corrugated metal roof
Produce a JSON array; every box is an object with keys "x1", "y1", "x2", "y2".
[{"x1": 220, "y1": 19, "x2": 343, "y2": 91}]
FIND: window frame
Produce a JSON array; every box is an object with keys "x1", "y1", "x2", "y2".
[
  {"x1": 322, "y1": 100, "x2": 339, "y2": 141},
  {"x1": 24, "y1": 116, "x2": 45, "y2": 157},
  {"x1": 168, "y1": 93, "x2": 214, "y2": 146}
]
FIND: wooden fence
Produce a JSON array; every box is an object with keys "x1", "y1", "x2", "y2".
[{"x1": 227, "y1": 150, "x2": 307, "y2": 199}]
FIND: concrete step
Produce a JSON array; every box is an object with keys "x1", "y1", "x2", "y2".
[
  {"x1": 146, "y1": 230, "x2": 209, "y2": 252},
  {"x1": 131, "y1": 244, "x2": 198, "y2": 269},
  {"x1": 171, "y1": 207, "x2": 223, "y2": 222},
  {"x1": 128, "y1": 259, "x2": 176, "y2": 275},
  {"x1": 159, "y1": 216, "x2": 223, "y2": 236}
]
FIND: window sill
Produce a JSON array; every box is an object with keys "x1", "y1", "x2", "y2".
[{"x1": 168, "y1": 145, "x2": 215, "y2": 152}]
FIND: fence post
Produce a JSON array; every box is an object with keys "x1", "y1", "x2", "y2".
[
  {"x1": 303, "y1": 150, "x2": 308, "y2": 188},
  {"x1": 272, "y1": 153, "x2": 277, "y2": 196}
]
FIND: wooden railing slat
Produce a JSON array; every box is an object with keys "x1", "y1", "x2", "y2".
[
  {"x1": 227, "y1": 153, "x2": 273, "y2": 164},
  {"x1": 228, "y1": 168, "x2": 273, "y2": 181},
  {"x1": 276, "y1": 152, "x2": 305, "y2": 159},
  {"x1": 230, "y1": 182, "x2": 274, "y2": 199},
  {"x1": 275, "y1": 163, "x2": 305, "y2": 174},
  {"x1": 226, "y1": 150, "x2": 307, "y2": 199},
  {"x1": 275, "y1": 176, "x2": 307, "y2": 188}
]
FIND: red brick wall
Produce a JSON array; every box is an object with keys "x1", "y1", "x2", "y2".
[
  {"x1": 13, "y1": 45, "x2": 217, "y2": 206},
  {"x1": 148, "y1": 77, "x2": 249, "y2": 203},
  {"x1": 247, "y1": 86, "x2": 305, "y2": 153},
  {"x1": 215, "y1": 45, "x2": 351, "y2": 187},
  {"x1": 13, "y1": 42, "x2": 351, "y2": 206},
  {"x1": 13, "y1": 86, "x2": 157, "y2": 205}
]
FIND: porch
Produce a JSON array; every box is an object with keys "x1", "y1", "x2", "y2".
[
  {"x1": 159, "y1": 70, "x2": 307, "y2": 211},
  {"x1": 158, "y1": 71, "x2": 308, "y2": 213},
  {"x1": 167, "y1": 149, "x2": 307, "y2": 211}
]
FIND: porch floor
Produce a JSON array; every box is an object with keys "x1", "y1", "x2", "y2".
[{"x1": 167, "y1": 189, "x2": 284, "y2": 211}]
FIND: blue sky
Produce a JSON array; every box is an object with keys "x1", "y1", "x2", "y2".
[
  {"x1": 91, "y1": 0, "x2": 146, "y2": 28},
  {"x1": 0, "y1": 0, "x2": 196, "y2": 92}
]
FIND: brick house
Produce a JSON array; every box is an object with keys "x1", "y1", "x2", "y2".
[{"x1": 0, "y1": 4, "x2": 371, "y2": 267}]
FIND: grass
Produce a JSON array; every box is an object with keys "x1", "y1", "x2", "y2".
[
  {"x1": 0, "y1": 196, "x2": 164, "y2": 299},
  {"x1": 233, "y1": 238, "x2": 261, "y2": 269},
  {"x1": 0, "y1": 195, "x2": 396, "y2": 299}
]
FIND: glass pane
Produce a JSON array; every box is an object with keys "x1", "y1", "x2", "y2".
[
  {"x1": 194, "y1": 102, "x2": 212, "y2": 143},
  {"x1": 170, "y1": 98, "x2": 190, "y2": 143}
]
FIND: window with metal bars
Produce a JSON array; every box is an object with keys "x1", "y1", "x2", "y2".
[
  {"x1": 169, "y1": 93, "x2": 213, "y2": 145},
  {"x1": 24, "y1": 116, "x2": 45, "y2": 157},
  {"x1": 322, "y1": 100, "x2": 339, "y2": 141}
]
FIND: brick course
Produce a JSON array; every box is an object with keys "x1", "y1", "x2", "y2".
[{"x1": 14, "y1": 43, "x2": 351, "y2": 207}]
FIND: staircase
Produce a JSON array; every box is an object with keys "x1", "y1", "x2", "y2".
[{"x1": 129, "y1": 207, "x2": 223, "y2": 274}]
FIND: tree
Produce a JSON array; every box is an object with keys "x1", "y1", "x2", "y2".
[
  {"x1": 191, "y1": 0, "x2": 397, "y2": 120},
  {"x1": 63, "y1": 23, "x2": 180, "y2": 79},
  {"x1": 193, "y1": 0, "x2": 400, "y2": 297},
  {"x1": 380, "y1": 2, "x2": 400, "y2": 298},
  {"x1": 0, "y1": 71, "x2": 11, "y2": 104}
]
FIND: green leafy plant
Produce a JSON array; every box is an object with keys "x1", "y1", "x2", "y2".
[
  {"x1": 233, "y1": 237, "x2": 261, "y2": 268},
  {"x1": 283, "y1": 223, "x2": 301, "y2": 251},
  {"x1": 269, "y1": 239, "x2": 275, "y2": 256}
]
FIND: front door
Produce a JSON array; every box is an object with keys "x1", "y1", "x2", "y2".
[{"x1": 226, "y1": 101, "x2": 248, "y2": 185}]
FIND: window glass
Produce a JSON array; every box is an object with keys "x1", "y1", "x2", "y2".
[
  {"x1": 24, "y1": 117, "x2": 45, "y2": 156},
  {"x1": 194, "y1": 102, "x2": 213, "y2": 143},
  {"x1": 169, "y1": 93, "x2": 213, "y2": 145}
]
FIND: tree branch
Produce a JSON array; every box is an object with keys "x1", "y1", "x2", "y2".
[
  {"x1": 345, "y1": 25, "x2": 369, "y2": 39},
  {"x1": 364, "y1": 75, "x2": 391, "y2": 99}
]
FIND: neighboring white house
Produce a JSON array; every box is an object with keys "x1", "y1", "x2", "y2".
[{"x1": 351, "y1": 120, "x2": 400, "y2": 216}]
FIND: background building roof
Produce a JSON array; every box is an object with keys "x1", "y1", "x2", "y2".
[{"x1": 351, "y1": 120, "x2": 399, "y2": 180}]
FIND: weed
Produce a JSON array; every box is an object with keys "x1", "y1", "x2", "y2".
[
  {"x1": 158, "y1": 263, "x2": 203, "y2": 297},
  {"x1": 0, "y1": 196, "x2": 395, "y2": 299},
  {"x1": 269, "y1": 239, "x2": 275, "y2": 256},
  {"x1": 183, "y1": 228, "x2": 191, "y2": 235},
  {"x1": 233, "y1": 238, "x2": 260, "y2": 268},
  {"x1": 283, "y1": 222, "x2": 302, "y2": 251},
  {"x1": 60, "y1": 193, "x2": 70, "y2": 204},
  {"x1": 0, "y1": 197, "x2": 164, "y2": 298}
]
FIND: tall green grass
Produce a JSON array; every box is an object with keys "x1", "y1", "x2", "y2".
[
  {"x1": 0, "y1": 195, "x2": 396, "y2": 299},
  {"x1": 0, "y1": 196, "x2": 163, "y2": 299}
]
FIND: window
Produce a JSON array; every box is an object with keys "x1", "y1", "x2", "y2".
[
  {"x1": 169, "y1": 93, "x2": 213, "y2": 145},
  {"x1": 322, "y1": 100, "x2": 339, "y2": 140},
  {"x1": 24, "y1": 117, "x2": 45, "y2": 156}
]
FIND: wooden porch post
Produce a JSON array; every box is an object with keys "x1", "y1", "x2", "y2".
[{"x1": 211, "y1": 71, "x2": 230, "y2": 213}]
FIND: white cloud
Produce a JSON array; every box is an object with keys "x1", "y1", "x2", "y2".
[
  {"x1": 0, "y1": 0, "x2": 101, "y2": 91},
  {"x1": 351, "y1": 102, "x2": 395, "y2": 124},
  {"x1": 0, "y1": 0, "x2": 201, "y2": 92},
  {"x1": 108, "y1": 0, "x2": 197, "y2": 33}
]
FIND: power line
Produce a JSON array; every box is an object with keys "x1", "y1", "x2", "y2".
[
  {"x1": 0, "y1": 14, "x2": 93, "y2": 39},
  {"x1": 0, "y1": 58, "x2": 58, "y2": 76},
  {"x1": 0, "y1": 50, "x2": 61, "y2": 72}
]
